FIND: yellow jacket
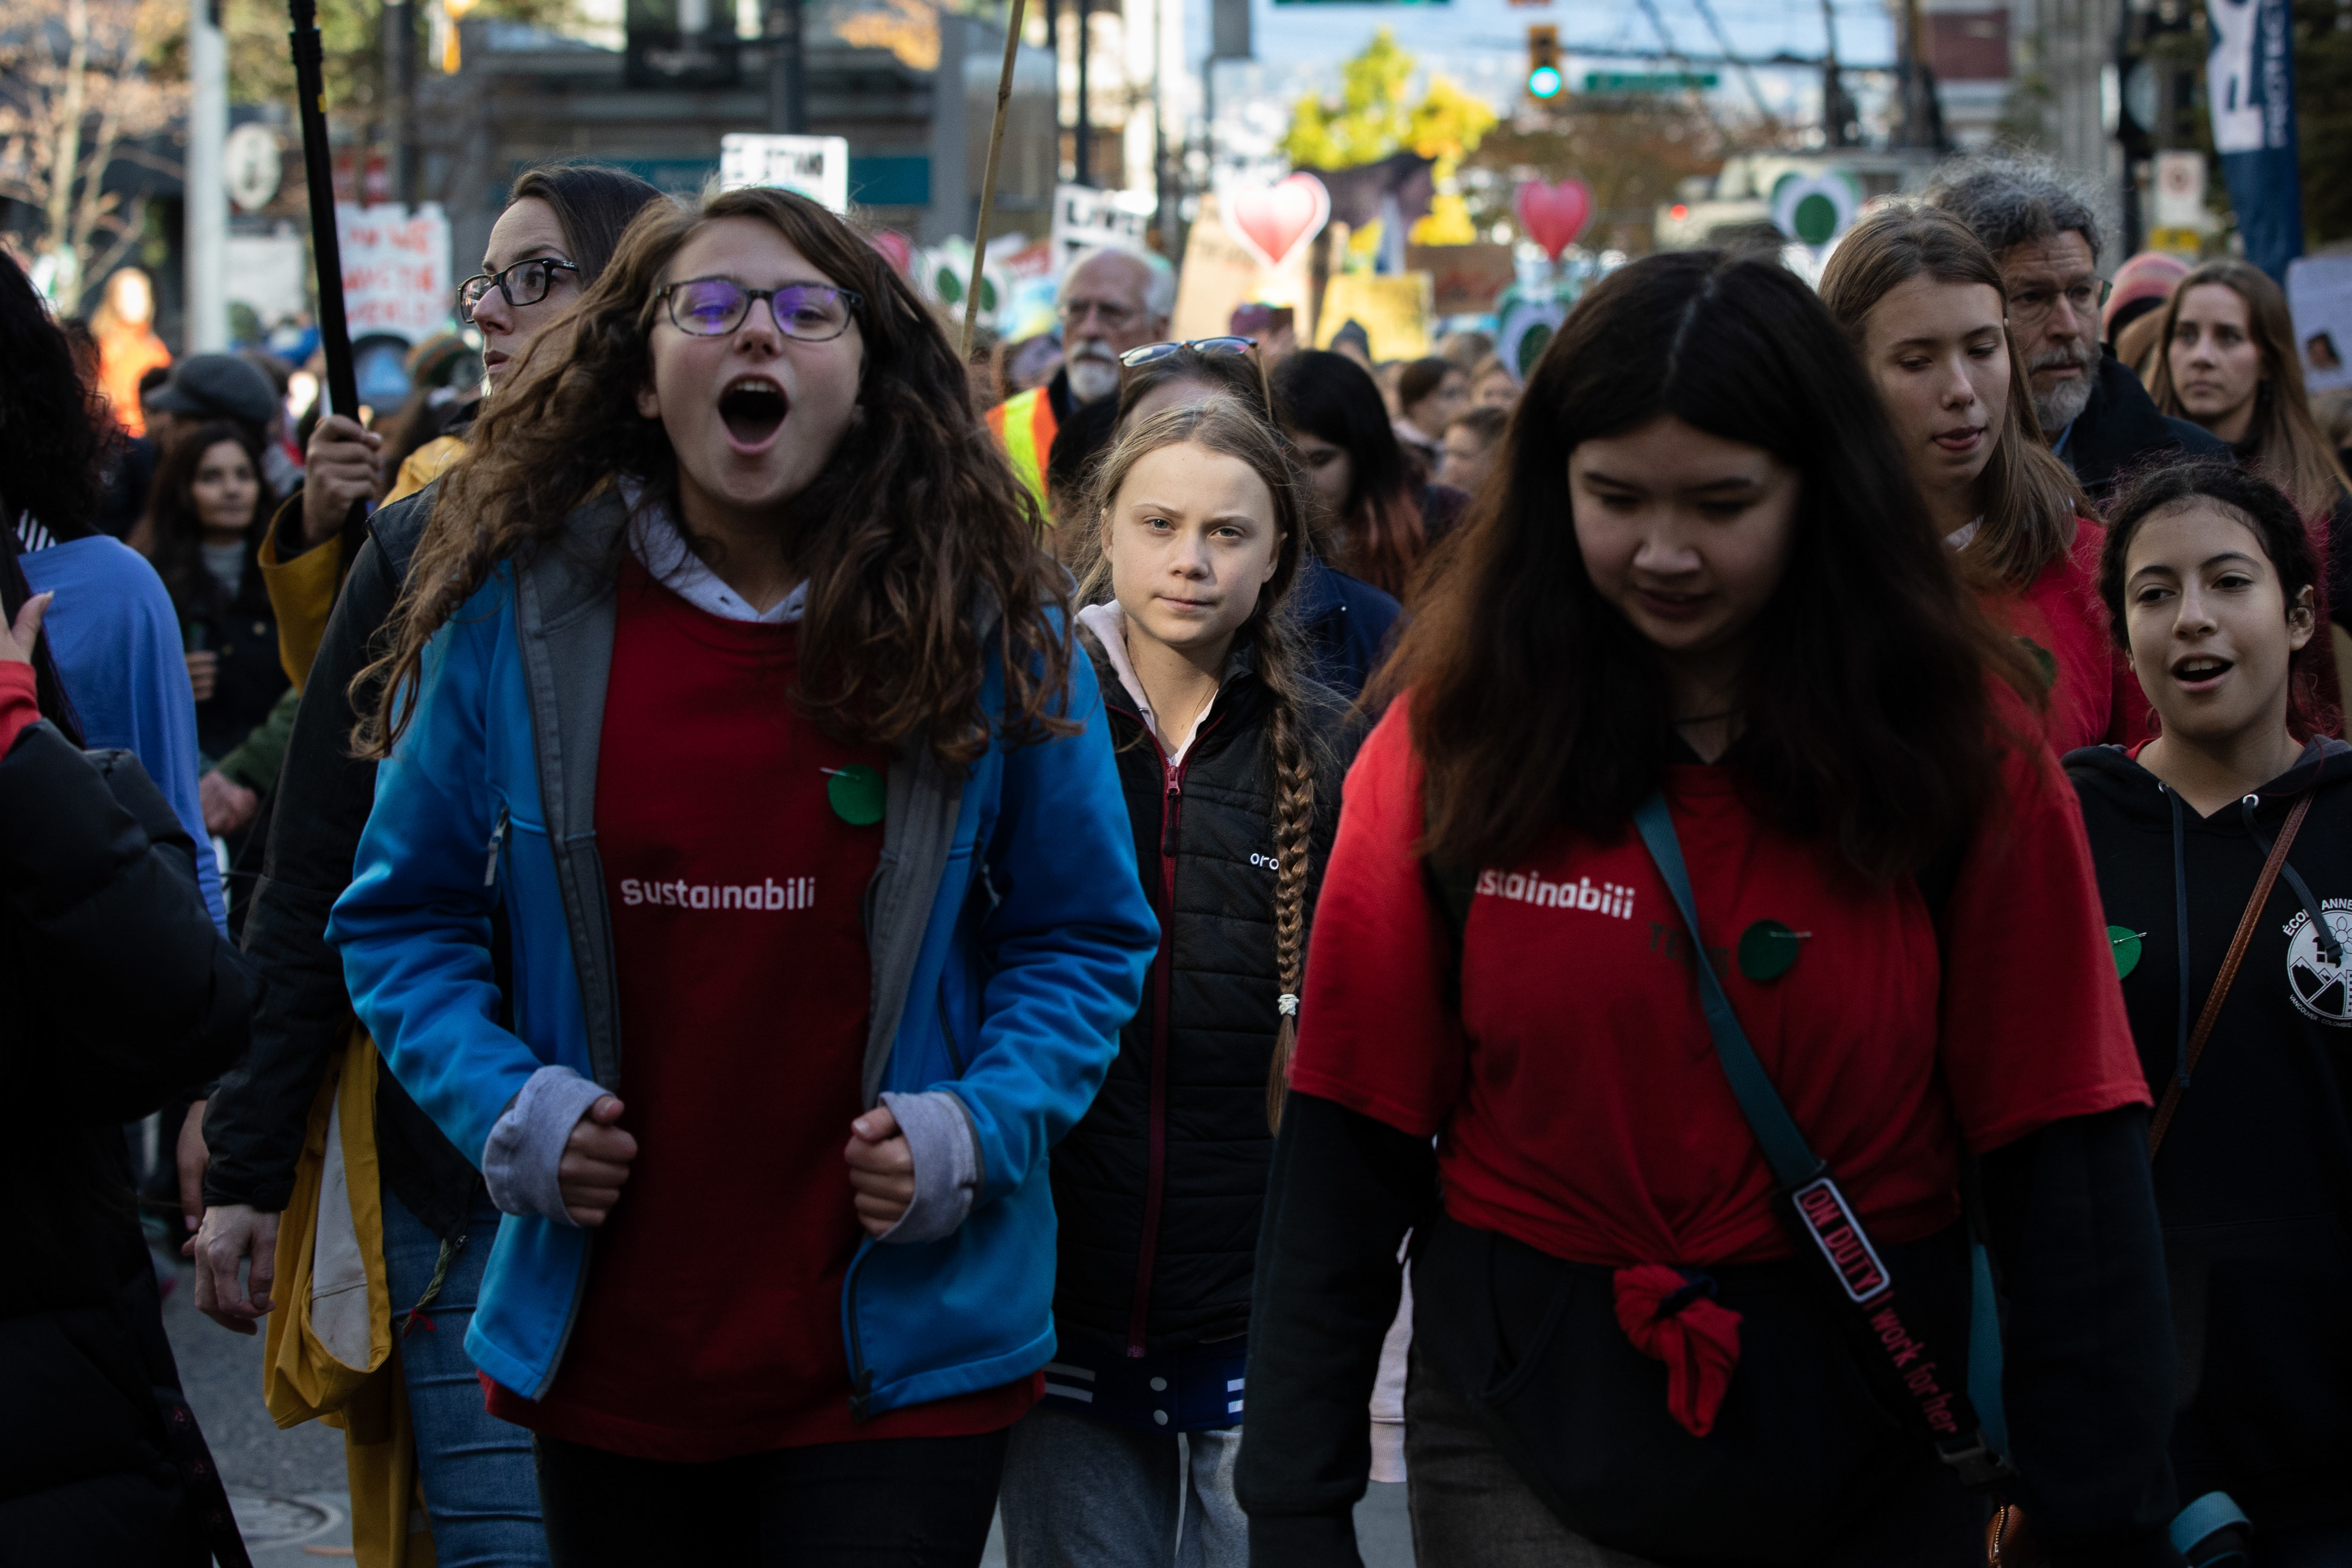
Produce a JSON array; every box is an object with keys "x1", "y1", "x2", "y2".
[
  {"x1": 261, "y1": 436, "x2": 462, "y2": 688},
  {"x1": 266, "y1": 1029, "x2": 436, "y2": 1568}
]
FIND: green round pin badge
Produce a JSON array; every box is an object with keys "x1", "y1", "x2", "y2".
[
  {"x1": 1737, "y1": 920, "x2": 1807, "y2": 983},
  {"x1": 825, "y1": 764, "x2": 886, "y2": 826},
  {"x1": 2107, "y1": 925, "x2": 2143, "y2": 979},
  {"x1": 2016, "y1": 635, "x2": 2058, "y2": 689}
]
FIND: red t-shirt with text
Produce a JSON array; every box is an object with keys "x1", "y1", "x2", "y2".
[
  {"x1": 1288, "y1": 698, "x2": 2149, "y2": 1272},
  {"x1": 487, "y1": 558, "x2": 1035, "y2": 1459}
]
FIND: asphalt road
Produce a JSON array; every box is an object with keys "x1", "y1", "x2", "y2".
[{"x1": 162, "y1": 1248, "x2": 1415, "y2": 1565}]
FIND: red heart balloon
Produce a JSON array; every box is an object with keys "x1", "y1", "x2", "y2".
[
  {"x1": 866, "y1": 228, "x2": 913, "y2": 277},
  {"x1": 1226, "y1": 174, "x2": 1332, "y2": 271},
  {"x1": 1515, "y1": 179, "x2": 1595, "y2": 262}
]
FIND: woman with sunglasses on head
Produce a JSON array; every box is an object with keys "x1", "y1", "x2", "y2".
[
  {"x1": 1236, "y1": 251, "x2": 2182, "y2": 1567},
  {"x1": 1821, "y1": 207, "x2": 2140, "y2": 751},
  {"x1": 2067, "y1": 460, "x2": 2352, "y2": 1568},
  {"x1": 1272, "y1": 350, "x2": 1465, "y2": 602},
  {"x1": 1116, "y1": 341, "x2": 1403, "y2": 701},
  {"x1": 995, "y1": 397, "x2": 1358, "y2": 1568},
  {"x1": 328, "y1": 185, "x2": 1154, "y2": 1566},
  {"x1": 189, "y1": 163, "x2": 665, "y2": 1568}
]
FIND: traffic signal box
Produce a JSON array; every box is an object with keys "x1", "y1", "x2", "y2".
[{"x1": 1526, "y1": 25, "x2": 1562, "y2": 98}]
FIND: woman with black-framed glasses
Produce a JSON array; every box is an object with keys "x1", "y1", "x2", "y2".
[{"x1": 191, "y1": 161, "x2": 666, "y2": 1568}]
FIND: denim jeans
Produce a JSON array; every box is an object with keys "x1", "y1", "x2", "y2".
[
  {"x1": 997, "y1": 1402, "x2": 1245, "y2": 1568},
  {"x1": 530, "y1": 1427, "x2": 1008, "y2": 1567},
  {"x1": 380, "y1": 1186, "x2": 549, "y2": 1566}
]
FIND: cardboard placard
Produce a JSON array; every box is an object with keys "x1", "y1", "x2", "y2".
[
  {"x1": 335, "y1": 204, "x2": 454, "y2": 341},
  {"x1": 1313, "y1": 272, "x2": 1435, "y2": 361},
  {"x1": 719, "y1": 133, "x2": 852, "y2": 213},
  {"x1": 1050, "y1": 184, "x2": 1155, "y2": 273},
  {"x1": 1171, "y1": 194, "x2": 1315, "y2": 342},
  {"x1": 1407, "y1": 243, "x2": 1517, "y2": 316},
  {"x1": 2286, "y1": 254, "x2": 2352, "y2": 394}
]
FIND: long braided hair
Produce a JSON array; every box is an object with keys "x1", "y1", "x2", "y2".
[{"x1": 1071, "y1": 399, "x2": 1326, "y2": 1131}]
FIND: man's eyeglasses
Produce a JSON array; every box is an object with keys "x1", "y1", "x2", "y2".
[
  {"x1": 656, "y1": 279, "x2": 862, "y2": 341},
  {"x1": 456, "y1": 257, "x2": 580, "y2": 322},
  {"x1": 1119, "y1": 337, "x2": 1271, "y2": 416},
  {"x1": 2008, "y1": 277, "x2": 2113, "y2": 329},
  {"x1": 1063, "y1": 298, "x2": 1142, "y2": 331}
]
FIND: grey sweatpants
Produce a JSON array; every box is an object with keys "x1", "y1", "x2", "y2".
[{"x1": 997, "y1": 1403, "x2": 1246, "y2": 1568}]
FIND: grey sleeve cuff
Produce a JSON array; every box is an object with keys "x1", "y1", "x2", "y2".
[
  {"x1": 482, "y1": 1064, "x2": 607, "y2": 1225},
  {"x1": 876, "y1": 1089, "x2": 983, "y2": 1245}
]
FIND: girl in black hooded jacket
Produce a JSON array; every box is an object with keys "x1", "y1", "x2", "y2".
[
  {"x1": 994, "y1": 397, "x2": 1358, "y2": 1567},
  {"x1": 2068, "y1": 459, "x2": 2352, "y2": 1567}
]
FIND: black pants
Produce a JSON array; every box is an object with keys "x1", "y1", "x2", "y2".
[{"x1": 532, "y1": 1428, "x2": 1009, "y2": 1568}]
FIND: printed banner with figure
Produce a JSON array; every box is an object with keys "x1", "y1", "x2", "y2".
[{"x1": 2206, "y1": 0, "x2": 2303, "y2": 282}]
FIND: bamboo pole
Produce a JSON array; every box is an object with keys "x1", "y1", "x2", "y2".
[{"x1": 960, "y1": 0, "x2": 1029, "y2": 360}]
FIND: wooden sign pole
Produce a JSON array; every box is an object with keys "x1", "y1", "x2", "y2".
[{"x1": 960, "y1": 0, "x2": 1029, "y2": 359}]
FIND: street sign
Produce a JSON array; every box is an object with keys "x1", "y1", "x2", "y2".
[
  {"x1": 1583, "y1": 70, "x2": 1718, "y2": 93},
  {"x1": 225, "y1": 123, "x2": 282, "y2": 212},
  {"x1": 719, "y1": 134, "x2": 851, "y2": 213},
  {"x1": 2153, "y1": 150, "x2": 2207, "y2": 230}
]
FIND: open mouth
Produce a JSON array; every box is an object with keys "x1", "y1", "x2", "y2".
[
  {"x1": 2172, "y1": 655, "x2": 2233, "y2": 689},
  {"x1": 1933, "y1": 426, "x2": 1983, "y2": 453},
  {"x1": 718, "y1": 376, "x2": 788, "y2": 448}
]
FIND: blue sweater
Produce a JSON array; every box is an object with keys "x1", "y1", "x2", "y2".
[{"x1": 23, "y1": 538, "x2": 227, "y2": 930}]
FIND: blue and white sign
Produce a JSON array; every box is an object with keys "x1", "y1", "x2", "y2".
[{"x1": 2207, "y1": 0, "x2": 2303, "y2": 282}]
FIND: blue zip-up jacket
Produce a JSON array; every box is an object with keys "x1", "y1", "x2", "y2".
[{"x1": 328, "y1": 491, "x2": 1156, "y2": 1416}]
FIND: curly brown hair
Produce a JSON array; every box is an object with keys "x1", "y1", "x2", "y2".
[{"x1": 358, "y1": 185, "x2": 1072, "y2": 768}]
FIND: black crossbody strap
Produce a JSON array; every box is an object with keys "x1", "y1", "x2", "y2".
[{"x1": 1631, "y1": 790, "x2": 2015, "y2": 1490}]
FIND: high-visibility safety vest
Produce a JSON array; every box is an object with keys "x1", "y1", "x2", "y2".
[{"x1": 984, "y1": 385, "x2": 1061, "y2": 520}]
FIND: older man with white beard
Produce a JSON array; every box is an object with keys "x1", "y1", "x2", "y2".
[
  {"x1": 985, "y1": 246, "x2": 1171, "y2": 518},
  {"x1": 1929, "y1": 153, "x2": 2223, "y2": 497}
]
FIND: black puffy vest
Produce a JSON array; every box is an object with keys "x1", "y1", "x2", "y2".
[{"x1": 1049, "y1": 644, "x2": 1356, "y2": 1355}]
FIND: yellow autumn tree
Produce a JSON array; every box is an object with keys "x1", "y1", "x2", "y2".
[{"x1": 1281, "y1": 30, "x2": 1496, "y2": 244}]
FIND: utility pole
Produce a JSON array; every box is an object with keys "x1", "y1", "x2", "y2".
[
  {"x1": 1818, "y1": 0, "x2": 1856, "y2": 147},
  {"x1": 386, "y1": 0, "x2": 417, "y2": 204},
  {"x1": 1073, "y1": 0, "x2": 1091, "y2": 186},
  {"x1": 185, "y1": 0, "x2": 228, "y2": 350},
  {"x1": 768, "y1": 0, "x2": 806, "y2": 133}
]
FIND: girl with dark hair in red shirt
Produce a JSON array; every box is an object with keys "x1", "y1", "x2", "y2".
[{"x1": 1234, "y1": 251, "x2": 2186, "y2": 1567}]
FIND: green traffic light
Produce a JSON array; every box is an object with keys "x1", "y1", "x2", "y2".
[{"x1": 1529, "y1": 64, "x2": 1563, "y2": 97}]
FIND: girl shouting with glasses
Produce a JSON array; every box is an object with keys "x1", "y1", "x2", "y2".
[{"x1": 327, "y1": 185, "x2": 1157, "y2": 1566}]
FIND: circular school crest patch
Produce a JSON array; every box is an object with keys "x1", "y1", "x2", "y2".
[{"x1": 2285, "y1": 906, "x2": 2352, "y2": 1027}]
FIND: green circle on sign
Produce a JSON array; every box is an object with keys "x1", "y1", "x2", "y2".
[
  {"x1": 1516, "y1": 322, "x2": 1552, "y2": 379},
  {"x1": 1738, "y1": 919, "x2": 1803, "y2": 983},
  {"x1": 1792, "y1": 191, "x2": 1841, "y2": 246},
  {"x1": 2108, "y1": 925, "x2": 2143, "y2": 979},
  {"x1": 827, "y1": 764, "x2": 886, "y2": 826}
]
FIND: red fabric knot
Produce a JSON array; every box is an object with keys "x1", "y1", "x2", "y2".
[{"x1": 1611, "y1": 1263, "x2": 1743, "y2": 1438}]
